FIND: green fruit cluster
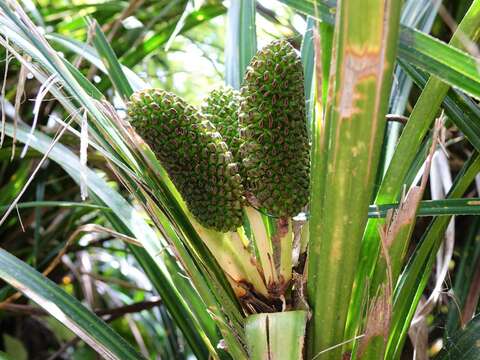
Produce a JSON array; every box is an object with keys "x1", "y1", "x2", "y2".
[
  {"x1": 239, "y1": 39, "x2": 310, "y2": 217},
  {"x1": 127, "y1": 39, "x2": 310, "y2": 230},
  {"x1": 201, "y1": 88, "x2": 242, "y2": 162},
  {"x1": 127, "y1": 89, "x2": 245, "y2": 232}
]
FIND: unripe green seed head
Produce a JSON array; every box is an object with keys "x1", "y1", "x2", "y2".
[
  {"x1": 201, "y1": 87, "x2": 242, "y2": 162},
  {"x1": 239, "y1": 39, "x2": 310, "y2": 217},
  {"x1": 128, "y1": 89, "x2": 245, "y2": 232}
]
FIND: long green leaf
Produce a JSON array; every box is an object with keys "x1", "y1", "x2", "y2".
[
  {"x1": 279, "y1": 0, "x2": 334, "y2": 24},
  {"x1": 368, "y1": 198, "x2": 480, "y2": 218},
  {"x1": 47, "y1": 33, "x2": 147, "y2": 92},
  {"x1": 86, "y1": 17, "x2": 133, "y2": 99},
  {"x1": 301, "y1": 16, "x2": 316, "y2": 130},
  {"x1": 398, "y1": 26, "x2": 480, "y2": 100},
  {"x1": 399, "y1": 59, "x2": 480, "y2": 153},
  {"x1": 225, "y1": 0, "x2": 256, "y2": 89},
  {"x1": 0, "y1": 200, "x2": 109, "y2": 211},
  {"x1": 0, "y1": 248, "x2": 143, "y2": 360}
]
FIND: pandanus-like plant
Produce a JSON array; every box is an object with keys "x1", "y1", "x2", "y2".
[{"x1": 2, "y1": 0, "x2": 480, "y2": 359}]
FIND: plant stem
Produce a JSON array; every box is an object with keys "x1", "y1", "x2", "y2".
[
  {"x1": 277, "y1": 218, "x2": 293, "y2": 287},
  {"x1": 306, "y1": 0, "x2": 402, "y2": 358}
]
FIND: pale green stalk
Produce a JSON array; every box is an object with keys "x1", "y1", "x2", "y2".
[
  {"x1": 245, "y1": 207, "x2": 277, "y2": 288},
  {"x1": 193, "y1": 221, "x2": 269, "y2": 298},
  {"x1": 278, "y1": 220, "x2": 293, "y2": 285}
]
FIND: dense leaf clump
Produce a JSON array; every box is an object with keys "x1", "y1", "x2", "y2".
[
  {"x1": 128, "y1": 89, "x2": 245, "y2": 232},
  {"x1": 239, "y1": 40, "x2": 310, "y2": 217}
]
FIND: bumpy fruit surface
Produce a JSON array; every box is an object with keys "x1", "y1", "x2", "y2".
[
  {"x1": 201, "y1": 88, "x2": 241, "y2": 161},
  {"x1": 239, "y1": 39, "x2": 310, "y2": 217},
  {"x1": 128, "y1": 89, "x2": 244, "y2": 232}
]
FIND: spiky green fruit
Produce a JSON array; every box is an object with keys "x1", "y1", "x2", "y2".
[
  {"x1": 201, "y1": 87, "x2": 241, "y2": 161},
  {"x1": 239, "y1": 39, "x2": 310, "y2": 217},
  {"x1": 127, "y1": 89, "x2": 245, "y2": 232}
]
